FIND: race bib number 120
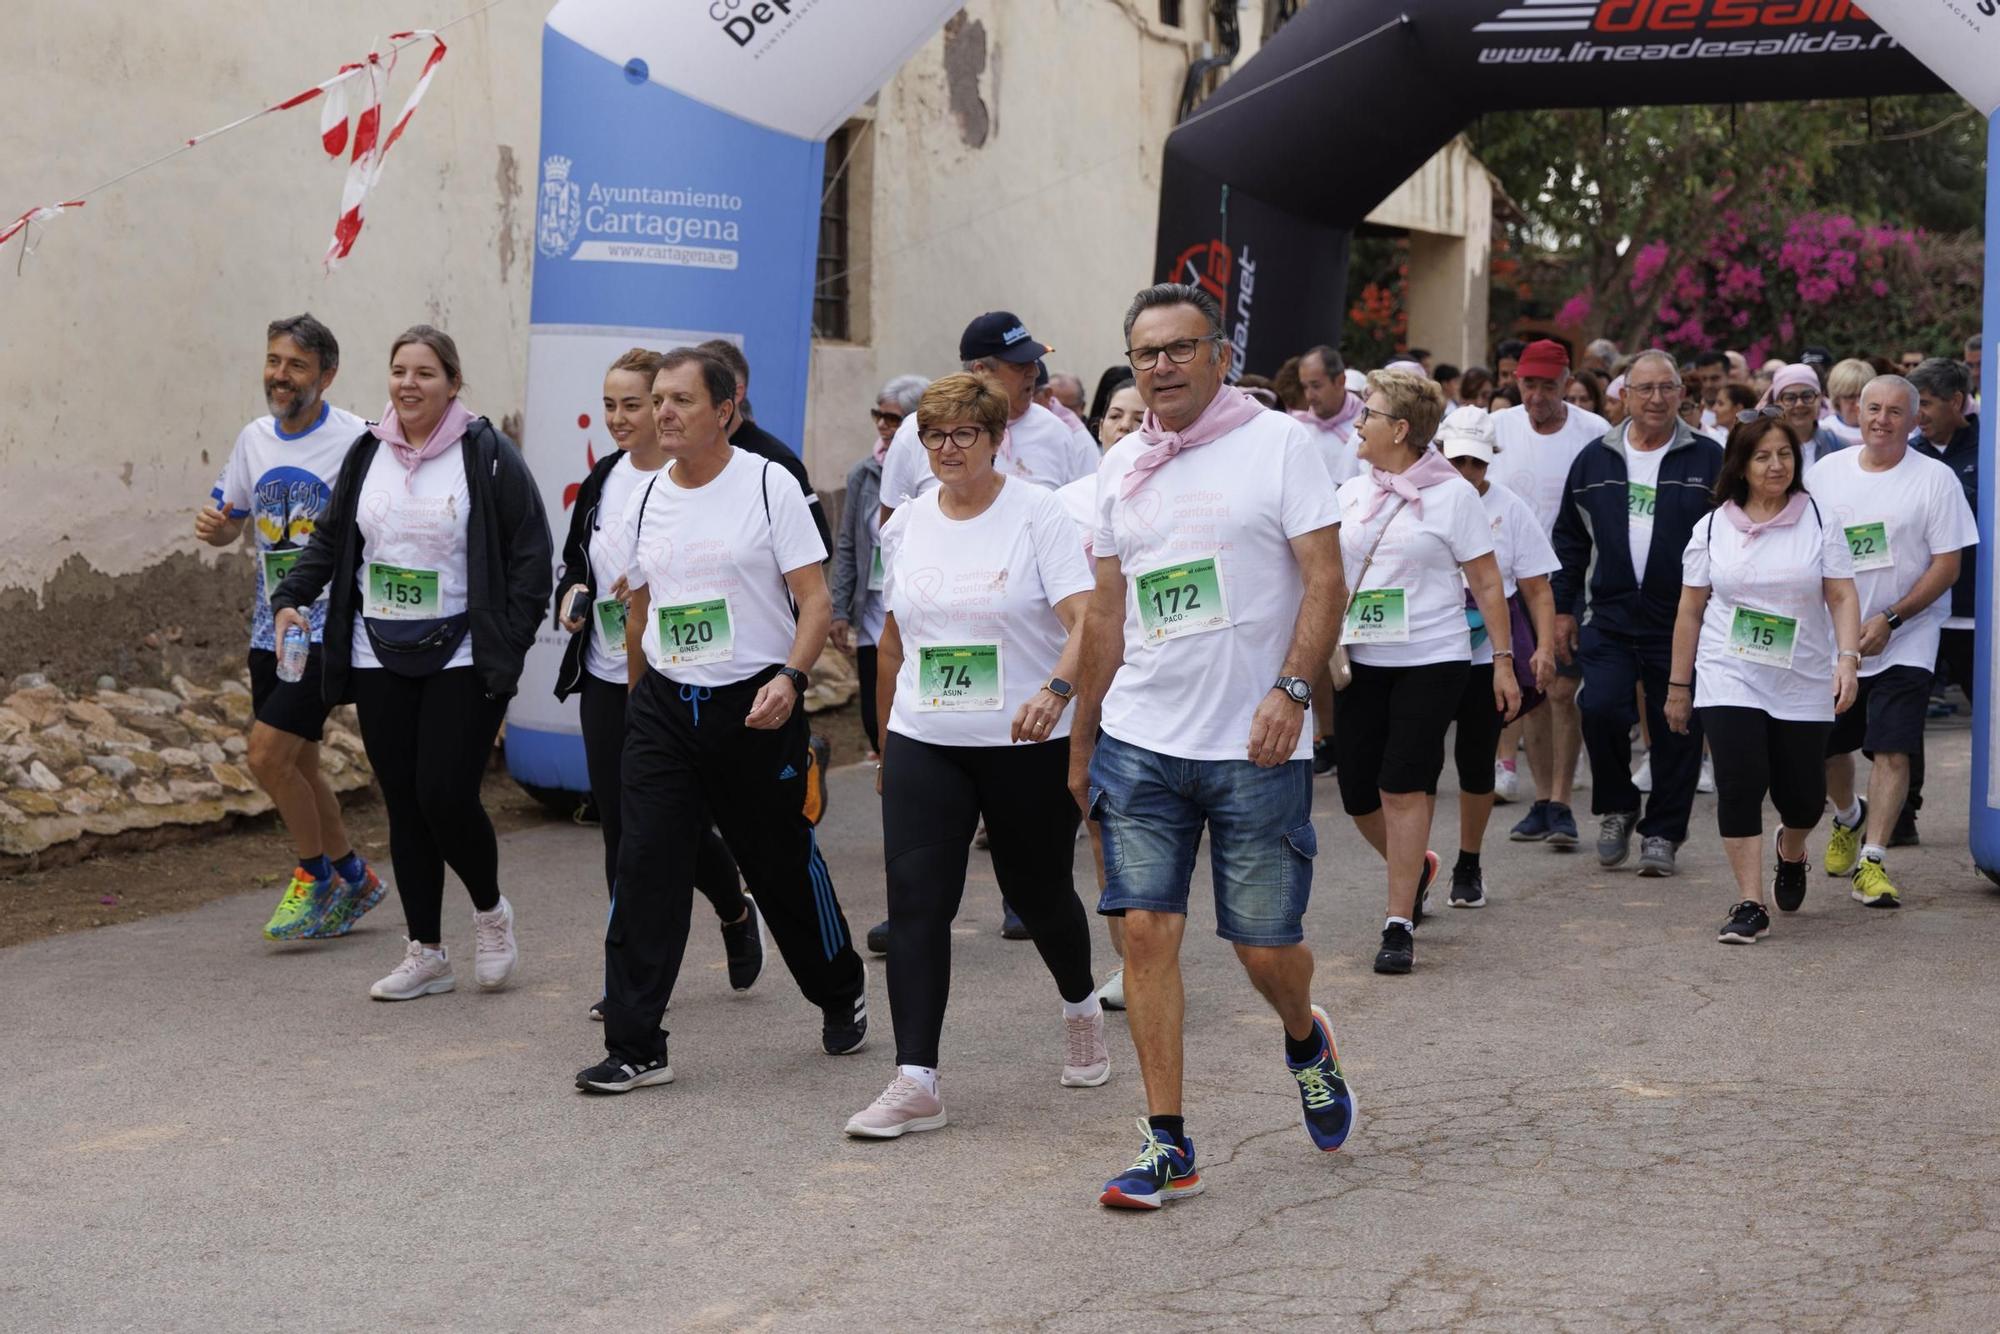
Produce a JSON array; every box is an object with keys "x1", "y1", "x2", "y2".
[
  {"x1": 1134, "y1": 555, "x2": 1229, "y2": 643},
  {"x1": 655, "y1": 596, "x2": 734, "y2": 666}
]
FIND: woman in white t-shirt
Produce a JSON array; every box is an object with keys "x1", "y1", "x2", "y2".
[
  {"x1": 272, "y1": 326, "x2": 552, "y2": 1004},
  {"x1": 843, "y1": 373, "x2": 1105, "y2": 1140},
  {"x1": 551, "y1": 348, "x2": 764, "y2": 1017},
  {"x1": 1665, "y1": 416, "x2": 1860, "y2": 946},
  {"x1": 574, "y1": 347, "x2": 866, "y2": 1095},
  {"x1": 1332, "y1": 371, "x2": 1521, "y2": 976},
  {"x1": 1433, "y1": 408, "x2": 1559, "y2": 910}
]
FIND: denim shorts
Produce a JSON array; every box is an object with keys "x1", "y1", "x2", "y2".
[{"x1": 1087, "y1": 731, "x2": 1316, "y2": 947}]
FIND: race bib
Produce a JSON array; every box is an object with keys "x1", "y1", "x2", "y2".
[
  {"x1": 1134, "y1": 555, "x2": 1229, "y2": 643},
  {"x1": 867, "y1": 545, "x2": 886, "y2": 593},
  {"x1": 655, "y1": 596, "x2": 734, "y2": 666},
  {"x1": 1844, "y1": 521, "x2": 1892, "y2": 572},
  {"x1": 1628, "y1": 483, "x2": 1658, "y2": 522},
  {"x1": 261, "y1": 548, "x2": 323, "y2": 605},
  {"x1": 1345, "y1": 588, "x2": 1409, "y2": 644},
  {"x1": 366, "y1": 562, "x2": 439, "y2": 620},
  {"x1": 915, "y1": 642, "x2": 1004, "y2": 712},
  {"x1": 1727, "y1": 605, "x2": 1798, "y2": 670},
  {"x1": 594, "y1": 597, "x2": 628, "y2": 652}
]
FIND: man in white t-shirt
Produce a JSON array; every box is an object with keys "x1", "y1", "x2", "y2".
[
  {"x1": 1488, "y1": 339, "x2": 1609, "y2": 850},
  {"x1": 1289, "y1": 344, "x2": 1364, "y2": 772},
  {"x1": 1074, "y1": 283, "x2": 1353, "y2": 1211},
  {"x1": 194, "y1": 314, "x2": 381, "y2": 942},
  {"x1": 877, "y1": 311, "x2": 1100, "y2": 520},
  {"x1": 1805, "y1": 375, "x2": 1978, "y2": 907}
]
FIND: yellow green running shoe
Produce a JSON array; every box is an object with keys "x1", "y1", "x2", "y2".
[
  {"x1": 262, "y1": 869, "x2": 331, "y2": 940},
  {"x1": 1824, "y1": 799, "x2": 1866, "y2": 878},
  {"x1": 1850, "y1": 857, "x2": 1901, "y2": 909}
]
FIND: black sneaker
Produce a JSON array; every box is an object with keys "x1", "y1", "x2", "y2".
[
  {"x1": 865, "y1": 919, "x2": 890, "y2": 955},
  {"x1": 1509, "y1": 800, "x2": 1553, "y2": 842},
  {"x1": 1312, "y1": 736, "x2": 1337, "y2": 776},
  {"x1": 822, "y1": 976, "x2": 869, "y2": 1056},
  {"x1": 1772, "y1": 833, "x2": 1809, "y2": 913},
  {"x1": 1000, "y1": 901, "x2": 1031, "y2": 940},
  {"x1": 1373, "y1": 923, "x2": 1414, "y2": 974},
  {"x1": 575, "y1": 1051, "x2": 675, "y2": 1093},
  {"x1": 719, "y1": 897, "x2": 764, "y2": 991},
  {"x1": 1448, "y1": 865, "x2": 1486, "y2": 908},
  {"x1": 588, "y1": 998, "x2": 605, "y2": 1023},
  {"x1": 1717, "y1": 900, "x2": 1770, "y2": 944},
  {"x1": 1413, "y1": 850, "x2": 1438, "y2": 925},
  {"x1": 1889, "y1": 806, "x2": 1920, "y2": 848}
]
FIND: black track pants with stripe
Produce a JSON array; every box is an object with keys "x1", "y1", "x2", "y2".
[{"x1": 602, "y1": 666, "x2": 864, "y2": 1064}]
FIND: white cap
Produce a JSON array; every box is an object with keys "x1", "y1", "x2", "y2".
[
  {"x1": 1437, "y1": 404, "x2": 1497, "y2": 462},
  {"x1": 1384, "y1": 359, "x2": 1426, "y2": 376},
  {"x1": 1343, "y1": 368, "x2": 1367, "y2": 392}
]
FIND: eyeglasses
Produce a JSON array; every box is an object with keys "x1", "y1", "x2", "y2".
[
  {"x1": 1740, "y1": 405, "x2": 1785, "y2": 423},
  {"x1": 1125, "y1": 334, "x2": 1218, "y2": 371},
  {"x1": 870, "y1": 409, "x2": 904, "y2": 427},
  {"x1": 1355, "y1": 405, "x2": 1405, "y2": 428},
  {"x1": 1625, "y1": 381, "x2": 1682, "y2": 399},
  {"x1": 1776, "y1": 390, "x2": 1820, "y2": 407},
  {"x1": 918, "y1": 425, "x2": 987, "y2": 451}
]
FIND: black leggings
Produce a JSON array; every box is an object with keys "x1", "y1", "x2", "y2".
[
  {"x1": 1332, "y1": 659, "x2": 1470, "y2": 815},
  {"x1": 1698, "y1": 706, "x2": 1832, "y2": 840},
  {"x1": 856, "y1": 646, "x2": 880, "y2": 753},
  {"x1": 1453, "y1": 662, "x2": 1503, "y2": 796},
  {"x1": 578, "y1": 673, "x2": 743, "y2": 921},
  {"x1": 881, "y1": 731, "x2": 1093, "y2": 1069},
  {"x1": 349, "y1": 667, "x2": 506, "y2": 944}
]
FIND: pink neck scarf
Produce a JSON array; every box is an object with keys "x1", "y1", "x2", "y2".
[
  {"x1": 1121, "y1": 385, "x2": 1265, "y2": 498},
  {"x1": 1720, "y1": 492, "x2": 1809, "y2": 539},
  {"x1": 872, "y1": 435, "x2": 891, "y2": 465},
  {"x1": 373, "y1": 398, "x2": 473, "y2": 487},
  {"x1": 1292, "y1": 390, "x2": 1362, "y2": 436},
  {"x1": 1363, "y1": 445, "x2": 1461, "y2": 519}
]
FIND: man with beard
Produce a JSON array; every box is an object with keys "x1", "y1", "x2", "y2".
[
  {"x1": 196, "y1": 314, "x2": 383, "y2": 941},
  {"x1": 1487, "y1": 340, "x2": 1608, "y2": 848}
]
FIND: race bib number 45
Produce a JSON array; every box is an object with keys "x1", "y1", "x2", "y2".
[
  {"x1": 1135, "y1": 555, "x2": 1229, "y2": 643},
  {"x1": 1345, "y1": 588, "x2": 1409, "y2": 644},
  {"x1": 366, "y1": 563, "x2": 439, "y2": 619},
  {"x1": 916, "y1": 643, "x2": 1003, "y2": 711},
  {"x1": 655, "y1": 597, "x2": 734, "y2": 666},
  {"x1": 1844, "y1": 521, "x2": 1893, "y2": 572}
]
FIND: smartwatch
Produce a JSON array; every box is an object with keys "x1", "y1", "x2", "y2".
[
  {"x1": 1883, "y1": 608, "x2": 1903, "y2": 631},
  {"x1": 1275, "y1": 675, "x2": 1313, "y2": 706},
  {"x1": 1044, "y1": 677, "x2": 1075, "y2": 700},
  {"x1": 776, "y1": 666, "x2": 809, "y2": 695}
]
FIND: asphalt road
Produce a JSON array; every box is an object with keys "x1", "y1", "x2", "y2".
[{"x1": 6, "y1": 722, "x2": 2000, "y2": 1332}]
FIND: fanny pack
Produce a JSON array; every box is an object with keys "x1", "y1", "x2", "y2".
[{"x1": 363, "y1": 613, "x2": 470, "y2": 678}]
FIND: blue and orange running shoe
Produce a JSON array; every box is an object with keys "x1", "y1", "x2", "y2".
[
  {"x1": 311, "y1": 863, "x2": 386, "y2": 938},
  {"x1": 1099, "y1": 1119, "x2": 1203, "y2": 1210},
  {"x1": 1289, "y1": 1004, "x2": 1357, "y2": 1152},
  {"x1": 262, "y1": 869, "x2": 333, "y2": 941}
]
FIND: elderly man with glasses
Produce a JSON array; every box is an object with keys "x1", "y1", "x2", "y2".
[{"x1": 1551, "y1": 350, "x2": 1726, "y2": 877}]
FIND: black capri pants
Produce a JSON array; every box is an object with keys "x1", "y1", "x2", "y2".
[
  {"x1": 1453, "y1": 662, "x2": 1503, "y2": 796},
  {"x1": 1333, "y1": 659, "x2": 1470, "y2": 816},
  {"x1": 1698, "y1": 705, "x2": 1833, "y2": 839},
  {"x1": 881, "y1": 730, "x2": 1094, "y2": 1070}
]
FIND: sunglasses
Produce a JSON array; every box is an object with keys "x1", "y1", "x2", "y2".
[{"x1": 870, "y1": 409, "x2": 904, "y2": 427}]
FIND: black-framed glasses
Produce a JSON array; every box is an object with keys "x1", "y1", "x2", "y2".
[
  {"x1": 1355, "y1": 405, "x2": 1405, "y2": 428},
  {"x1": 1125, "y1": 334, "x2": 1218, "y2": 371},
  {"x1": 918, "y1": 425, "x2": 986, "y2": 451},
  {"x1": 871, "y1": 409, "x2": 904, "y2": 427},
  {"x1": 1739, "y1": 405, "x2": 1785, "y2": 423},
  {"x1": 1776, "y1": 389, "x2": 1820, "y2": 407}
]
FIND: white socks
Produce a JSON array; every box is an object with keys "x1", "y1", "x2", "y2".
[
  {"x1": 1062, "y1": 995, "x2": 1103, "y2": 1021},
  {"x1": 1861, "y1": 843, "x2": 1887, "y2": 865},
  {"x1": 899, "y1": 1064, "x2": 938, "y2": 1094},
  {"x1": 1835, "y1": 799, "x2": 1863, "y2": 827},
  {"x1": 1385, "y1": 915, "x2": 1414, "y2": 932}
]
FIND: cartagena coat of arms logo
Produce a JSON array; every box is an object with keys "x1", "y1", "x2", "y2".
[{"x1": 537, "y1": 155, "x2": 583, "y2": 258}]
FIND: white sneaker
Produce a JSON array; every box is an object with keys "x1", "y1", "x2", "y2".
[
  {"x1": 844, "y1": 1074, "x2": 947, "y2": 1138},
  {"x1": 1632, "y1": 754, "x2": 1653, "y2": 794},
  {"x1": 471, "y1": 896, "x2": 518, "y2": 991},
  {"x1": 1061, "y1": 1008, "x2": 1111, "y2": 1087},
  {"x1": 370, "y1": 939, "x2": 455, "y2": 1001},
  {"x1": 1493, "y1": 762, "x2": 1521, "y2": 804},
  {"x1": 1698, "y1": 755, "x2": 1716, "y2": 794},
  {"x1": 1097, "y1": 966, "x2": 1126, "y2": 1011}
]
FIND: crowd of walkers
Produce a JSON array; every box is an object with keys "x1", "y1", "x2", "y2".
[{"x1": 198, "y1": 298, "x2": 1981, "y2": 1210}]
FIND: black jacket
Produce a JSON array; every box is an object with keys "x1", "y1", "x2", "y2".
[
  {"x1": 731, "y1": 418, "x2": 831, "y2": 553},
  {"x1": 1552, "y1": 420, "x2": 1724, "y2": 639},
  {"x1": 1914, "y1": 413, "x2": 1979, "y2": 619},
  {"x1": 271, "y1": 419, "x2": 554, "y2": 702},
  {"x1": 551, "y1": 449, "x2": 626, "y2": 700}
]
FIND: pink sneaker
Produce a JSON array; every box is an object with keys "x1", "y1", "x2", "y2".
[
  {"x1": 844, "y1": 1074, "x2": 947, "y2": 1139},
  {"x1": 1061, "y1": 1009, "x2": 1110, "y2": 1087}
]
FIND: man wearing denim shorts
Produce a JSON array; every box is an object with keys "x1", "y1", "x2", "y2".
[{"x1": 1069, "y1": 283, "x2": 1352, "y2": 1210}]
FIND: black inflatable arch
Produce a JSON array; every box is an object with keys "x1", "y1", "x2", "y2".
[{"x1": 1156, "y1": 0, "x2": 1944, "y2": 372}]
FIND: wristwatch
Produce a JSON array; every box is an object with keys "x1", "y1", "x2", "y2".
[
  {"x1": 1044, "y1": 677, "x2": 1075, "y2": 700},
  {"x1": 1275, "y1": 676, "x2": 1312, "y2": 706},
  {"x1": 1883, "y1": 608, "x2": 1903, "y2": 631},
  {"x1": 776, "y1": 666, "x2": 809, "y2": 695}
]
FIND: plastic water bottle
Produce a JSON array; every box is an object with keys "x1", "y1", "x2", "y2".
[{"x1": 277, "y1": 624, "x2": 309, "y2": 683}]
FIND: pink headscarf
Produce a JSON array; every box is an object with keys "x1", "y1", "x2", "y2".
[
  {"x1": 1757, "y1": 364, "x2": 1820, "y2": 410},
  {"x1": 1719, "y1": 492, "x2": 1810, "y2": 539},
  {"x1": 372, "y1": 398, "x2": 473, "y2": 488},
  {"x1": 1363, "y1": 445, "x2": 1462, "y2": 520},
  {"x1": 1121, "y1": 385, "x2": 1264, "y2": 498}
]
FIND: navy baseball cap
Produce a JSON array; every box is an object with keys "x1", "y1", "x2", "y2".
[{"x1": 960, "y1": 311, "x2": 1050, "y2": 364}]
